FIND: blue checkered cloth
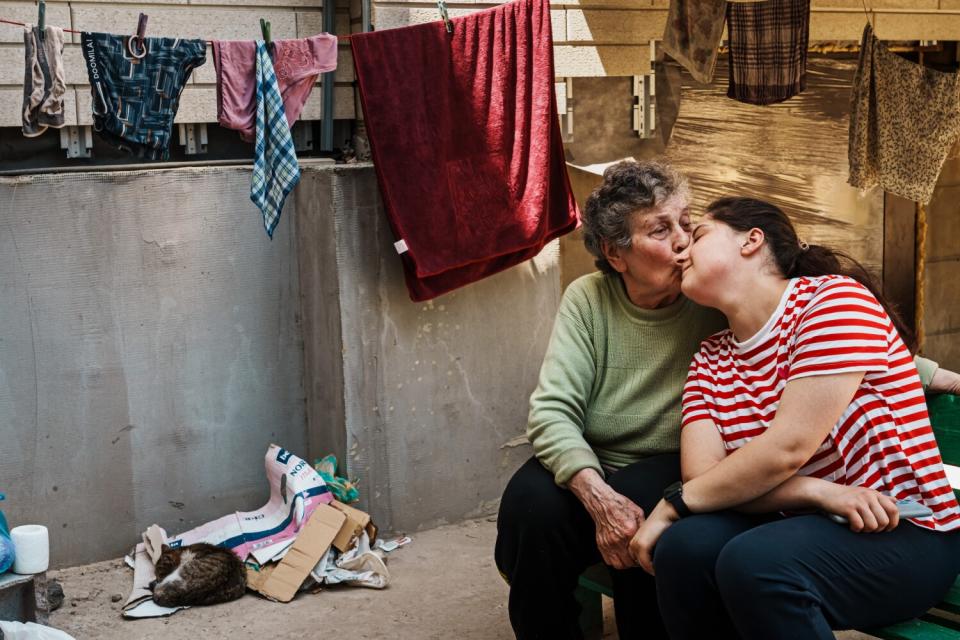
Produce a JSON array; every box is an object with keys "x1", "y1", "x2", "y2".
[{"x1": 251, "y1": 41, "x2": 300, "y2": 238}]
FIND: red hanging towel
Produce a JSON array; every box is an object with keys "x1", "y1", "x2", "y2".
[{"x1": 351, "y1": 0, "x2": 580, "y2": 301}]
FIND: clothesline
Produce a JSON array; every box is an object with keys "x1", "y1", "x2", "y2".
[{"x1": 0, "y1": 17, "x2": 352, "y2": 42}]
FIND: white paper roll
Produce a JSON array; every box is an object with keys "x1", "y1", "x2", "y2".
[{"x1": 11, "y1": 524, "x2": 49, "y2": 574}]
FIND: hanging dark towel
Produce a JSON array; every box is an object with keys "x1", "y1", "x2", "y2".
[
  {"x1": 662, "y1": 0, "x2": 727, "y2": 85},
  {"x1": 848, "y1": 23, "x2": 960, "y2": 204},
  {"x1": 727, "y1": 0, "x2": 810, "y2": 105},
  {"x1": 350, "y1": 0, "x2": 580, "y2": 301}
]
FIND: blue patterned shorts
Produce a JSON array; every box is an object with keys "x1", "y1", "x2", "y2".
[{"x1": 81, "y1": 32, "x2": 206, "y2": 161}]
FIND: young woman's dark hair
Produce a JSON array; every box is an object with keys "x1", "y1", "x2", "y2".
[{"x1": 706, "y1": 196, "x2": 917, "y2": 353}]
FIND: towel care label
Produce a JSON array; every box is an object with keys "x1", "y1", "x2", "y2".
[{"x1": 394, "y1": 239, "x2": 408, "y2": 254}]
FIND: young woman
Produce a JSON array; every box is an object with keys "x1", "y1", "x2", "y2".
[{"x1": 628, "y1": 196, "x2": 960, "y2": 639}]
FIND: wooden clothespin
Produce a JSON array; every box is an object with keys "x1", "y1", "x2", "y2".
[
  {"x1": 37, "y1": 0, "x2": 45, "y2": 40},
  {"x1": 260, "y1": 18, "x2": 272, "y2": 44},
  {"x1": 437, "y1": 0, "x2": 452, "y2": 34},
  {"x1": 126, "y1": 12, "x2": 148, "y2": 59}
]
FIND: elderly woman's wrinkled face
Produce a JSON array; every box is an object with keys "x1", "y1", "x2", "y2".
[{"x1": 605, "y1": 195, "x2": 692, "y2": 301}]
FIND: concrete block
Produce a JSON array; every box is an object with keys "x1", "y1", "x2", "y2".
[
  {"x1": 813, "y1": 0, "x2": 934, "y2": 7},
  {"x1": 372, "y1": 0, "x2": 476, "y2": 4},
  {"x1": 0, "y1": 572, "x2": 49, "y2": 625},
  {"x1": 873, "y1": 11, "x2": 960, "y2": 40},
  {"x1": 72, "y1": 83, "x2": 354, "y2": 125},
  {"x1": 0, "y1": 86, "x2": 78, "y2": 128},
  {"x1": 296, "y1": 9, "x2": 350, "y2": 36},
  {"x1": 336, "y1": 47, "x2": 355, "y2": 83},
  {"x1": 0, "y1": 2, "x2": 71, "y2": 43},
  {"x1": 565, "y1": 9, "x2": 666, "y2": 44},
  {"x1": 372, "y1": 5, "x2": 566, "y2": 42},
  {"x1": 0, "y1": 44, "x2": 85, "y2": 86},
  {"x1": 196, "y1": 0, "x2": 321, "y2": 5},
  {"x1": 68, "y1": 6, "x2": 299, "y2": 43},
  {"x1": 555, "y1": 0, "x2": 664, "y2": 6},
  {"x1": 296, "y1": 84, "x2": 357, "y2": 120},
  {"x1": 809, "y1": 9, "x2": 875, "y2": 40},
  {"x1": 189, "y1": 45, "x2": 354, "y2": 85},
  {"x1": 554, "y1": 44, "x2": 651, "y2": 77}
]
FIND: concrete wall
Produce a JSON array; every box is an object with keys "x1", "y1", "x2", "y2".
[
  {"x1": 0, "y1": 166, "x2": 306, "y2": 566},
  {"x1": 295, "y1": 164, "x2": 558, "y2": 533},
  {"x1": 0, "y1": 162, "x2": 558, "y2": 565}
]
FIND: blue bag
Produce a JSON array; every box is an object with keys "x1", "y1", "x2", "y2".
[{"x1": 0, "y1": 493, "x2": 15, "y2": 574}]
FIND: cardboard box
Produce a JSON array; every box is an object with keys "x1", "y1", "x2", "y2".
[
  {"x1": 246, "y1": 504, "x2": 346, "y2": 603},
  {"x1": 329, "y1": 501, "x2": 376, "y2": 553}
]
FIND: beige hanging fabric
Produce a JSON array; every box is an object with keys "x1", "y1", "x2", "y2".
[
  {"x1": 848, "y1": 23, "x2": 960, "y2": 204},
  {"x1": 662, "y1": 0, "x2": 728, "y2": 84}
]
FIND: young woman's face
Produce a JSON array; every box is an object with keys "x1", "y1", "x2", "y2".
[
  {"x1": 615, "y1": 195, "x2": 692, "y2": 298},
  {"x1": 679, "y1": 216, "x2": 745, "y2": 305}
]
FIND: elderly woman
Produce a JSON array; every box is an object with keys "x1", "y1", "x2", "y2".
[{"x1": 493, "y1": 160, "x2": 959, "y2": 640}]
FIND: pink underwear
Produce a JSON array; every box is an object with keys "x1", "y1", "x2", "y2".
[{"x1": 212, "y1": 34, "x2": 337, "y2": 142}]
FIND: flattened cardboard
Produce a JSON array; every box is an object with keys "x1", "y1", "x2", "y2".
[
  {"x1": 330, "y1": 501, "x2": 372, "y2": 553},
  {"x1": 143, "y1": 525, "x2": 166, "y2": 565},
  {"x1": 247, "y1": 504, "x2": 346, "y2": 603}
]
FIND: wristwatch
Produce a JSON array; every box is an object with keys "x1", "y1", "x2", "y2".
[{"x1": 663, "y1": 481, "x2": 693, "y2": 518}]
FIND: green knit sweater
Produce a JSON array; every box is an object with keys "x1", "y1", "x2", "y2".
[{"x1": 527, "y1": 271, "x2": 941, "y2": 486}]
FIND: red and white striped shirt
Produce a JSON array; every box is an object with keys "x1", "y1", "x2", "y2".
[{"x1": 681, "y1": 275, "x2": 960, "y2": 532}]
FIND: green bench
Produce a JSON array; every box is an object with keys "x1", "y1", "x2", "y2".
[{"x1": 576, "y1": 393, "x2": 960, "y2": 640}]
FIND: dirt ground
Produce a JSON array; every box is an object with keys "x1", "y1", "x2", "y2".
[
  {"x1": 47, "y1": 518, "x2": 515, "y2": 640},
  {"x1": 43, "y1": 517, "x2": 874, "y2": 640}
]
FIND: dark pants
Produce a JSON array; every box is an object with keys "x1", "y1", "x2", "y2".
[
  {"x1": 494, "y1": 455, "x2": 681, "y2": 640},
  {"x1": 654, "y1": 512, "x2": 960, "y2": 640}
]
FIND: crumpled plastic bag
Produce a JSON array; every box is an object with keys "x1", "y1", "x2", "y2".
[
  {"x1": 313, "y1": 455, "x2": 359, "y2": 504},
  {"x1": 0, "y1": 493, "x2": 15, "y2": 574},
  {"x1": 0, "y1": 621, "x2": 77, "y2": 640}
]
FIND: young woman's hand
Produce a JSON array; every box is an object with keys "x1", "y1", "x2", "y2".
[
  {"x1": 818, "y1": 483, "x2": 900, "y2": 532},
  {"x1": 628, "y1": 499, "x2": 680, "y2": 574}
]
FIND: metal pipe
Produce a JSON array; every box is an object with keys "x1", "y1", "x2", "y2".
[{"x1": 321, "y1": 0, "x2": 337, "y2": 152}]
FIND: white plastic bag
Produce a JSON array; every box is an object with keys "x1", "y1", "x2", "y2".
[{"x1": 0, "y1": 621, "x2": 77, "y2": 640}]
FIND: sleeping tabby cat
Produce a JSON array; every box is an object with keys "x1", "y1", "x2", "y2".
[{"x1": 150, "y1": 542, "x2": 247, "y2": 607}]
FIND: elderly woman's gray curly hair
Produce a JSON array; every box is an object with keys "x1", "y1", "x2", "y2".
[{"x1": 582, "y1": 160, "x2": 690, "y2": 274}]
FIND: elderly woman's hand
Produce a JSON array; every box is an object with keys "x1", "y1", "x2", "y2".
[
  {"x1": 628, "y1": 499, "x2": 680, "y2": 574},
  {"x1": 568, "y1": 469, "x2": 644, "y2": 569}
]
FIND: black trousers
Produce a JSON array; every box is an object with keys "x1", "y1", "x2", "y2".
[
  {"x1": 494, "y1": 455, "x2": 680, "y2": 640},
  {"x1": 654, "y1": 512, "x2": 960, "y2": 640}
]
